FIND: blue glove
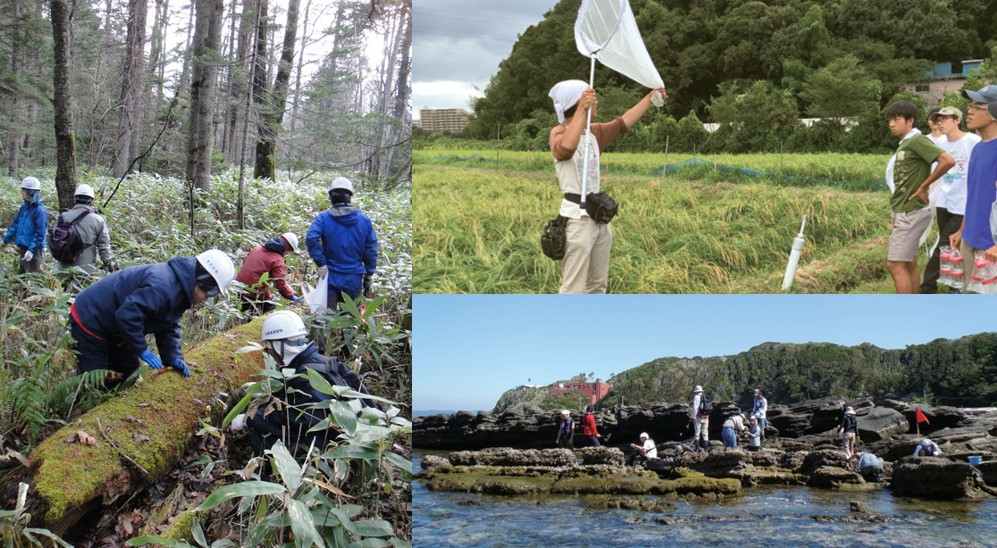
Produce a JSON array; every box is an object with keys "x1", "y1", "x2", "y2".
[
  {"x1": 291, "y1": 295, "x2": 304, "y2": 303},
  {"x1": 171, "y1": 358, "x2": 191, "y2": 377},
  {"x1": 139, "y1": 349, "x2": 163, "y2": 369}
]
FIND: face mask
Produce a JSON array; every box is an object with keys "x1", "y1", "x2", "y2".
[{"x1": 269, "y1": 340, "x2": 310, "y2": 366}]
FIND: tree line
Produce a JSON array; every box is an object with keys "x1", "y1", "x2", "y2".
[
  {"x1": 463, "y1": 0, "x2": 997, "y2": 155},
  {"x1": 1, "y1": 0, "x2": 411, "y2": 216}
]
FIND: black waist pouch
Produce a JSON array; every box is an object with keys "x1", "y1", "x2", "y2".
[
  {"x1": 541, "y1": 216, "x2": 568, "y2": 260},
  {"x1": 564, "y1": 192, "x2": 618, "y2": 224}
]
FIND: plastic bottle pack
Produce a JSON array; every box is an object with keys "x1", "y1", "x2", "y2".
[
  {"x1": 939, "y1": 246, "x2": 952, "y2": 286},
  {"x1": 949, "y1": 247, "x2": 965, "y2": 290}
]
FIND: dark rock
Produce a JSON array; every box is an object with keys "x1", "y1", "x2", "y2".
[
  {"x1": 448, "y1": 447, "x2": 575, "y2": 467},
  {"x1": 801, "y1": 449, "x2": 852, "y2": 476},
  {"x1": 850, "y1": 500, "x2": 869, "y2": 513},
  {"x1": 857, "y1": 407, "x2": 908, "y2": 442},
  {"x1": 890, "y1": 456, "x2": 986, "y2": 499},
  {"x1": 808, "y1": 466, "x2": 864, "y2": 489},
  {"x1": 577, "y1": 447, "x2": 626, "y2": 466},
  {"x1": 420, "y1": 455, "x2": 450, "y2": 470}
]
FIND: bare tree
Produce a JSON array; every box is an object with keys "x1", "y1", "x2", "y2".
[
  {"x1": 248, "y1": 0, "x2": 270, "y2": 178},
  {"x1": 185, "y1": 0, "x2": 225, "y2": 191},
  {"x1": 112, "y1": 0, "x2": 148, "y2": 178},
  {"x1": 253, "y1": 0, "x2": 298, "y2": 182},
  {"x1": 50, "y1": 0, "x2": 78, "y2": 211}
]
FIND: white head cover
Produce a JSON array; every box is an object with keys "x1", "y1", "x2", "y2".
[{"x1": 549, "y1": 80, "x2": 589, "y2": 124}]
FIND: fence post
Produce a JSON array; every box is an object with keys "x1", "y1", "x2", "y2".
[{"x1": 663, "y1": 134, "x2": 670, "y2": 185}]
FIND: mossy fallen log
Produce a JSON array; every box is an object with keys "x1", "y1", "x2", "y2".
[{"x1": 28, "y1": 317, "x2": 266, "y2": 534}]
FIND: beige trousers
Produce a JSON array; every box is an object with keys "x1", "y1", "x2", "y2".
[{"x1": 559, "y1": 217, "x2": 612, "y2": 294}]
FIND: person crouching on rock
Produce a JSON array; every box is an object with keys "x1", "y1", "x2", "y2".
[
  {"x1": 914, "y1": 438, "x2": 942, "y2": 457},
  {"x1": 857, "y1": 452, "x2": 885, "y2": 482},
  {"x1": 746, "y1": 417, "x2": 762, "y2": 452},
  {"x1": 582, "y1": 404, "x2": 601, "y2": 447},
  {"x1": 628, "y1": 432, "x2": 657, "y2": 466},
  {"x1": 556, "y1": 409, "x2": 575, "y2": 449},
  {"x1": 722, "y1": 413, "x2": 747, "y2": 449}
]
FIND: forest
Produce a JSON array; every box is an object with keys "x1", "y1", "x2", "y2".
[
  {"x1": 0, "y1": 0, "x2": 412, "y2": 545},
  {"x1": 489, "y1": 333, "x2": 997, "y2": 414},
  {"x1": 458, "y1": 0, "x2": 997, "y2": 154}
]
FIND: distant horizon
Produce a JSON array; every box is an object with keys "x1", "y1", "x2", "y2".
[{"x1": 414, "y1": 295, "x2": 997, "y2": 411}]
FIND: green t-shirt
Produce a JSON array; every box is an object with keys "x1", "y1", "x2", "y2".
[{"x1": 891, "y1": 134, "x2": 943, "y2": 213}]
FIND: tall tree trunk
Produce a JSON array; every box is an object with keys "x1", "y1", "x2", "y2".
[
  {"x1": 225, "y1": 0, "x2": 256, "y2": 163},
  {"x1": 253, "y1": 0, "x2": 298, "y2": 182},
  {"x1": 112, "y1": 0, "x2": 149, "y2": 178},
  {"x1": 8, "y1": 0, "x2": 24, "y2": 177},
  {"x1": 289, "y1": 0, "x2": 312, "y2": 132},
  {"x1": 50, "y1": 0, "x2": 78, "y2": 211},
  {"x1": 249, "y1": 0, "x2": 270, "y2": 178},
  {"x1": 185, "y1": 0, "x2": 225, "y2": 191}
]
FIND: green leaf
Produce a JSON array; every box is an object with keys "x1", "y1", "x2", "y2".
[
  {"x1": 384, "y1": 452, "x2": 412, "y2": 477},
  {"x1": 352, "y1": 519, "x2": 395, "y2": 538},
  {"x1": 267, "y1": 441, "x2": 303, "y2": 491},
  {"x1": 192, "y1": 519, "x2": 208, "y2": 547},
  {"x1": 323, "y1": 444, "x2": 380, "y2": 461},
  {"x1": 195, "y1": 481, "x2": 285, "y2": 512},
  {"x1": 306, "y1": 367, "x2": 336, "y2": 396},
  {"x1": 288, "y1": 498, "x2": 324, "y2": 548},
  {"x1": 328, "y1": 401, "x2": 358, "y2": 435},
  {"x1": 327, "y1": 506, "x2": 358, "y2": 538},
  {"x1": 125, "y1": 536, "x2": 191, "y2": 547}
]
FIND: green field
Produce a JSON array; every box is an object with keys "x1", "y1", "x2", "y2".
[{"x1": 414, "y1": 147, "x2": 936, "y2": 294}]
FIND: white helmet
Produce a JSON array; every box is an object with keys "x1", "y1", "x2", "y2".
[
  {"x1": 560, "y1": 409, "x2": 570, "y2": 416},
  {"x1": 74, "y1": 184, "x2": 95, "y2": 199},
  {"x1": 195, "y1": 249, "x2": 236, "y2": 295},
  {"x1": 640, "y1": 432, "x2": 649, "y2": 440},
  {"x1": 20, "y1": 176, "x2": 41, "y2": 191},
  {"x1": 281, "y1": 232, "x2": 299, "y2": 253},
  {"x1": 262, "y1": 310, "x2": 308, "y2": 341},
  {"x1": 329, "y1": 177, "x2": 354, "y2": 195}
]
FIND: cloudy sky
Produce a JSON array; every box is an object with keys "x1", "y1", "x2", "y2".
[{"x1": 412, "y1": 0, "x2": 560, "y2": 119}]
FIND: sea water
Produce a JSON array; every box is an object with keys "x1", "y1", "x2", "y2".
[{"x1": 413, "y1": 452, "x2": 997, "y2": 547}]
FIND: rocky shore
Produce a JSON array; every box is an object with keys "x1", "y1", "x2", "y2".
[{"x1": 415, "y1": 398, "x2": 997, "y2": 500}]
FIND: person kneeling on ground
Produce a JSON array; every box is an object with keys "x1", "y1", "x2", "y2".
[
  {"x1": 628, "y1": 432, "x2": 657, "y2": 467},
  {"x1": 857, "y1": 452, "x2": 885, "y2": 482},
  {"x1": 69, "y1": 249, "x2": 235, "y2": 388},
  {"x1": 235, "y1": 310, "x2": 371, "y2": 455},
  {"x1": 235, "y1": 232, "x2": 303, "y2": 315},
  {"x1": 914, "y1": 438, "x2": 942, "y2": 457},
  {"x1": 722, "y1": 413, "x2": 747, "y2": 449}
]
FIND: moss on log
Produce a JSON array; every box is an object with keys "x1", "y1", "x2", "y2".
[{"x1": 29, "y1": 318, "x2": 266, "y2": 534}]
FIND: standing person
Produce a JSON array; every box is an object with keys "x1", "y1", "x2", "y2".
[
  {"x1": 2, "y1": 176, "x2": 48, "y2": 273},
  {"x1": 920, "y1": 106, "x2": 980, "y2": 293},
  {"x1": 914, "y1": 438, "x2": 942, "y2": 457},
  {"x1": 721, "y1": 413, "x2": 746, "y2": 449},
  {"x1": 582, "y1": 404, "x2": 602, "y2": 447},
  {"x1": 547, "y1": 80, "x2": 666, "y2": 294},
  {"x1": 628, "y1": 432, "x2": 657, "y2": 466},
  {"x1": 690, "y1": 385, "x2": 710, "y2": 452},
  {"x1": 927, "y1": 108, "x2": 946, "y2": 145},
  {"x1": 305, "y1": 177, "x2": 379, "y2": 309},
  {"x1": 52, "y1": 184, "x2": 116, "y2": 274},
  {"x1": 950, "y1": 86, "x2": 997, "y2": 279},
  {"x1": 746, "y1": 417, "x2": 762, "y2": 452},
  {"x1": 69, "y1": 249, "x2": 235, "y2": 387},
  {"x1": 235, "y1": 232, "x2": 304, "y2": 314},
  {"x1": 884, "y1": 101, "x2": 955, "y2": 293},
  {"x1": 555, "y1": 409, "x2": 575, "y2": 449},
  {"x1": 234, "y1": 310, "x2": 371, "y2": 455},
  {"x1": 751, "y1": 388, "x2": 768, "y2": 442},
  {"x1": 837, "y1": 406, "x2": 859, "y2": 460}
]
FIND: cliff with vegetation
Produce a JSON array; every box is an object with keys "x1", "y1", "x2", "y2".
[{"x1": 604, "y1": 333, "x2": 997, "y2": 408}]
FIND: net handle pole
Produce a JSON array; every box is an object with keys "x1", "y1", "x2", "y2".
[{"x1": 580, "y1": 54, "x2": 596, "y2": 209}]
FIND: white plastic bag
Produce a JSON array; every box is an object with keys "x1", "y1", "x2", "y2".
[{"x1": 304, "y1": 275, "x2": 328, "y2": 314}]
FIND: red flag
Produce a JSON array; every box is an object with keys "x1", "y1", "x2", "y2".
[{"x1": 915, "y1": 407, "x2": 930, "y2": 425}]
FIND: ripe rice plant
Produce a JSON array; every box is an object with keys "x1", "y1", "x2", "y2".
[{"x1": 414, "y1": 148, "x2": 908, "y2": 294}]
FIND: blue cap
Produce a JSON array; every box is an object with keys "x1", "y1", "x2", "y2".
[{"x1": 963, "y1": 85, "x2": 997, "y2": 103}]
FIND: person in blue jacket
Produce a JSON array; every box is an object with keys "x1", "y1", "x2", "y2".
[
  {"x1": 2, "y1": 176, "x2": 48, "y2": 273},
  {"x1": 69, "y1": 249, "x2": 235, "y2": 386},
  {"x1": 305, "y1": 177, "x2": 378, "y2": 309}
]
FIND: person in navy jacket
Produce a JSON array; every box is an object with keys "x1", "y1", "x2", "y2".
[
  {"x1": 69, "y1": 249, "x2": 235, "y2": 386},
  {"x1": 2, "y1": 176, "x2": 48, "y2": 273},
  {"x1": 305, "y1": 177, "x2": 378, "y2": 309}
]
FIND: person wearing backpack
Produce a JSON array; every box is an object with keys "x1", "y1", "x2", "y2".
[
  {"x1": 232, "y1": 310, "x2": 371, "y2": 454},
  {"x1": 690, "y1": 385, "x2": 712, "y2": 452},
  {"x1": 2, "y1": 176, "x2": 48, "y2": 273},
  {"x1": 69, "y1": 249, "x2": 235, "y2": 388},
  {"x1": 235, "y1": 232, "x2": 304, "y2": 315},
  {"x1": 836, "y1": 406, "x2": 860, "y2": 460},
  {"x1": 52, "y1": 184, "x2": 115, "y2": 274}
]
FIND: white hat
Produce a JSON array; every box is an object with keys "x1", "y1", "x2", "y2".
[
  {"x1": 639, "y1": 432, "x2": 649, "y2": 440},
  {"x1": 195, "y1": 249, "x2": 236, "y2": 295},
  {"x1": 280, "y1": 232, "x2": 299, "y2": 253},
  {"x1": 20, "y1": 176, "x2": 41, "y2": 191},
  {"x1": 561, "y1": 409, "x2": 570, "y2": 416},
  {"x1": 329, "y1": 177, "x2": 354, "y2": 194},
  {"x1": 754, "y1": 388, "x2": 761, "y2": 395},
  {"x1": 920, "y1": 439, "x2": 931, "y2": 446},
  {"x1": 548, "y1": 80, "x2": 588, "y2": 123},
  {"x1": 693, "y1": 385, "x2": 703, "y2": 394},
  {"x1": 845, "y1": 407, "x2": 855, "y2": 415},
  {"x1": 74, "y1": 184, "x2": 95, "y2": 199},
  {"x1": 262, "y1": 310, "x2": 308, "y2": 341}
]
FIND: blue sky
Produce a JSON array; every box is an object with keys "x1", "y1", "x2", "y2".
[{"x1": 414, "y1": 295, "x2": 997, "y2": 411}]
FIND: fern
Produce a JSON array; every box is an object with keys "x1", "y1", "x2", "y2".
[{"x1": 48, "y1": 369, "x2": 112, "y2": 420}]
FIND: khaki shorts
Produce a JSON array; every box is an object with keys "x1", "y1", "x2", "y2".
[{"x1": 888, "y1": 208, "x2": 933, "y2": 262}]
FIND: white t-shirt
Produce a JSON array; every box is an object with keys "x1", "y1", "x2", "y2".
[
  {"x1": 936, "y1": 132, "x2": 982, "y2": 215},
  {"x1": 643, "y1": 438, "x2": 657, "y2": 459}
]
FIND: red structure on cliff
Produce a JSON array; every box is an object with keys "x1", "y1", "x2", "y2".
[{"x1": 548, "y1": 380, "x2": 612, "y2": 405}]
